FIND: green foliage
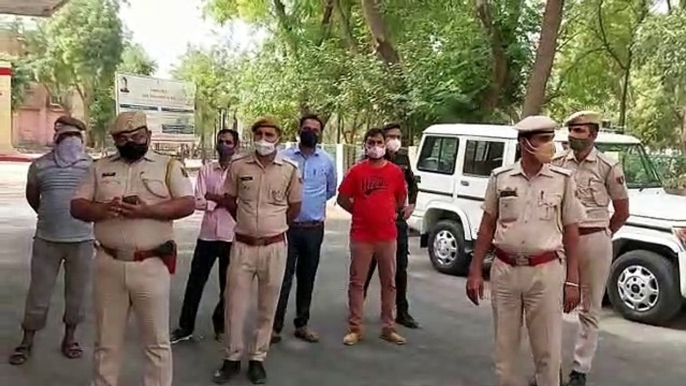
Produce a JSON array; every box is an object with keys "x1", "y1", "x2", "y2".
[
  {"x1": 27, "y1": 0, "x2": 124, "y2": 145},
  {"x1": 0, "y1": 55, "x2": 33, "y2": 111},
  {"x1": 119, "y1": 42, "x2": 157, "y2": 76}
]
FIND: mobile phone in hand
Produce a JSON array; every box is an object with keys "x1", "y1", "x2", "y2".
[{"x1": 122, "y1": 195, "x2": 140, "y2": 205}]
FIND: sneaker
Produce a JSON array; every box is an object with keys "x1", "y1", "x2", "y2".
[
  {"x1": 294, "y1": 327, "x2": 319, "y2": 343},
  {"x1": 248, "y1": 360, "x2": 267, "y2": 384},
  {"x1": 212, "y1": 360, "x2": 240, "y2": 384},
  {"x1": 380, "y1": 330, "x2": 406, "y2": 345},
  {"x1": 170, "y1": 328, "x2": 192, "y2": 344},
  {"x1": 395, "y1": 313, "x2": 419, "y2": 329},
  {"x1": 568, "y1": 370, "x2": 587, "y2": 386},
  {"x1": 270, "y1": 330, "x2": 282, "y2": 344},
  {"x1": 343, "y1": 332, "x2": 362, "y2": 346}
]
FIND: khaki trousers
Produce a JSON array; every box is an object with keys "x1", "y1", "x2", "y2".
[
  {"x1": 92, "y1": 249, "x2": 172, "y2": 386},
  {"x1": 23, "y1": 238, "x2": 93, "y2": 331},
  {"x1": 491, "y1": 258, "x2": 565, "y2": 386},
  {"x1": 572, "y1": 230, "x2": 612, "y2": 374},
  {"x1": 348, "y1": 240, "x2": 397, "y2": 334},
  {"x1": 224, "y1": 240, "x2": 287, "y2": 362}
]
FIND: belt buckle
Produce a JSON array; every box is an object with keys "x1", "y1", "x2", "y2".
[
  {"x1": 118, "y1": 249, "x2": 136, "y2": 261},
  {"x1": 514, "y1": 253, "x2": 530, "y2": 267}
]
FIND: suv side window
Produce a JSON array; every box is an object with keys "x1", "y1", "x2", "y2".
[
  {"x1": 417, "y1": 136, "x2": 459, "y2": 175},
  {"x1": 463, "y1": 140, "x2": 505, "y2": 177}
]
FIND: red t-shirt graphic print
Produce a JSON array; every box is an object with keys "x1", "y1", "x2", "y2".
[{"x1": 338, "y1": 160, "x2": 407, "y2": 242}]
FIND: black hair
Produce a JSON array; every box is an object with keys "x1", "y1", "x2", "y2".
[
  {"x1": 299, "y1": 114, "x2": 324, "y2": 131},
  {"x1": 363, "y1": 127, "x2": 385, "y2": 142},
  {"x1": 217, "y1": 129, "x2": 239, "y2": 144},
  {"x1": 382, "y1": 122, "x2": 401, "y2": 132}
]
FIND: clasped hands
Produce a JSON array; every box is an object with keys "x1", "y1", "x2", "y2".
[{"x1": 101, "y1": 197, "x2": 152, "y2": 219}]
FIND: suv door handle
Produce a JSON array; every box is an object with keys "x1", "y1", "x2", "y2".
[{"x1": 460, "y1": 180, "x2": 470, "y2": 186}]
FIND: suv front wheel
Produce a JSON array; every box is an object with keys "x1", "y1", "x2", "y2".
[
  {"x1": 428, "y1": 220, "x2": 469, "y2": 275},
  {"x1": 607, "y1": 250, "x2": 682, "y2": 326}
]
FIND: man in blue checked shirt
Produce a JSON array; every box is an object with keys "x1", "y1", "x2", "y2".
[{"x1": 271, "y1": 114, "x2": 337, "y2": 344}]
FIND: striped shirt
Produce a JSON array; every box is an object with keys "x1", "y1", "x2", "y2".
[{"x1": 28, "y1": 152, "x2": 93, "y2": 242}]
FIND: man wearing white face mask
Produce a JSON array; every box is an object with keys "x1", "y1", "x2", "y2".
[
  {"x1": 214, "y1": 117, "x2": 303, "y2": 385},
  {"x1": 363, "y1": 122, "x2": 420, "y2": 328},
  {"x1": 338, "y1": 128, "x2": 408, "y2": 346},
  {"x1": 9, "y1": 116, "x2": 93, "y2": 366}
]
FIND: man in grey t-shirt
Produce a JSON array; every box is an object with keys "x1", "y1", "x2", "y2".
[{"x1": 9, "y1": 116, "x2": 94, "y2": 366}]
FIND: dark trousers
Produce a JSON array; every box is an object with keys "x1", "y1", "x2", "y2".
[
  {"x1": 273, "y1": 225, "x2": 325, "y2": 333},
  {"x1": 364, "y1": 218, "x2": 410, "y2": 315},
  {"x1": 178, "y1": 239, "x2": 231, "y2": 334}
]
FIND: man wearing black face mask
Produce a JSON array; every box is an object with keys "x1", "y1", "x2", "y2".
[
  {"x1": 171, "y1": 129, "x2": 239, "y2": 344},
  {"x1": 70, "y1": 111, "x2": 195, "y2": 386},
  {"x1": 272, "y1": 114, "x2": 336, "y2": 344},
  {"x1": 551, "y1": 111, "x2": 629, "y2": 386}
]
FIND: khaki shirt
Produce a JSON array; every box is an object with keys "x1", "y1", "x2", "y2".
[
  {"x1": 73, "y1": 150, "x2": 193, "y2": 251},
  {"x1": 552, "y1": 148, "x2": 628, "y2": 228},
  {"x1": 482, "y1": 162, "x2": 583, "y2": 255},
  {"x1": 226, "y1": 152, "x2": 303, "y2": 238}
]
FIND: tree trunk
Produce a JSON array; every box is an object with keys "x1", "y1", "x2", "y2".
[
  {"x1": 521, "y1": 0, "x2": 565, "y2": 118},
  {"x1": 335, "y1": 0, "x2": 358, "y2": 52},
  {"x1": 360, "y1": 0, "x2": 400, "y2": 66},
  {"x1": 618, "y1": 53, "x2": 632, "y2": 131},
  {"x1": 475, "y1": 0, "x2": 509, "y2": 114}
]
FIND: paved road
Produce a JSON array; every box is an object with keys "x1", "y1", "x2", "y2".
[{"x1": 1, "y1": 162, "x2": 686, "y2": 386}]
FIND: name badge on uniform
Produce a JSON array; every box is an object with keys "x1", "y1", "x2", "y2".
[
  {"x1": 240, "y1": 176, "x2": 253, "y2": 181},
  {"x1": 499, "y1": 189, "x2": 517, "y2": 198},
  {"x1": 102, "y1": 172, "x2": 116, "y2": 177}
]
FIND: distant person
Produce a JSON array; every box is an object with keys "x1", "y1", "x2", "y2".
[
  {"x1": 170, "y1": 129, "x2": 239, "y2": 344},
  {"x1": 120, "y1": 76, "x2": 129, "y2": 93},
  {"x1": 9, "y1": 116, "x2": 93, "y2": 366},
  {"x1": 337, "y1": 127, "x2": 408, "y2": 346},
  {"x1": 71, "y1": 111, "x2": 195, "y2": 386},
  {"x1": 551, "y1": 111, "x2": 629, "y2": 386},
  {"x1": 272, "y1": 114, "x2": 337, "y2": 344},
  {"x1": 466, "y1": 116, "x2": 582, "y2": 386},
  {"x1": 212, "y1": 117, "x2": 302, "y2": 385},
  {"x1": 363, "y1": 122, "x2": 420, "y2": 329}
]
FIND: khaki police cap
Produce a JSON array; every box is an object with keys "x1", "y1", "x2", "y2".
[
  {"x1": 111, "y1": 111, "x2": 148, "y2": 135},
  {"x1": 564, "y1": 110, "x2": 601, "y2": 127},
  {"x1": 55, "y1": 116, "x2": 86, "y2": 134},
  {"x1": 513, "y1": 115, "x2": 558, "y2": 134}
]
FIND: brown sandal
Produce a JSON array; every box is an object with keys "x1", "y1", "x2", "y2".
[
  {"x1": 9, "y1": 345, "x2": 31, "y2": 365},
  {"x1": 61, "y1": 340, "x2": 83, "y2": 359},
  {"x1": 294, "y1": 327, "x2": 319, "y2": 343}
]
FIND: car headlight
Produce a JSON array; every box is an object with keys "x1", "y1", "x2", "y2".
[{"x1": 672, "y1": 227, "x2": 686, "y2": 249}]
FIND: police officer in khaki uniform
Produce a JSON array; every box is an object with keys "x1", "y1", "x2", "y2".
[
  {"x1": 466, "y1": 116, "x2": 583, "y2": 386},
  {"x1": 552, "y1": 111, "x2": 629, "y2": 386},
  {"x1": 71, "y1": 111, "x2": 195, "y2": 386},
  {"x1": 213, "y1": 117, "x2": 302, "y2": 385}
]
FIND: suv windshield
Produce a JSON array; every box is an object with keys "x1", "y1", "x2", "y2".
[{"x1": 594, "y1": 143, "x2": 662, "y2": 189}]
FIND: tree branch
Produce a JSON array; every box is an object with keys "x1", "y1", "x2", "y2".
[
  {"x1": 596, "y1": 0, "x2": 626, "y2": 70},
  {"x1": 546, "y1": 47, "x2": 606, "y2": 103},
  {"x1": 334, "y1": 0, "x2": 358, "y2": 53},
  {"x1": 316, "y1": 0, "x2": 335, "y2": 46}
]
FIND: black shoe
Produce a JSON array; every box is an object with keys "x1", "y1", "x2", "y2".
[
  {"x1": 248, "y1": 360, "x2": 267, "y2": 384},
  {"x1": 270, "y1": 330, "x2": 282, "y2": 344},
  {"x1": 568, "y1": 371, "x2": 587, "y2": 386},
  {"x1": 170, "y1": 328, "x2": 192, "y2": 344},
  {"x1": 396, "y1": 313, "x2": 419, "y2": 329},
  {"x1": 212, "y1": 360, "x2": 241, "y2": 384}
]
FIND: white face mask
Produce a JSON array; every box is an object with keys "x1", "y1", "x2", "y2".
[
  {"x1": 54, "y1": 136, "x2": 84, "y2": 167},
  {"x1": 386, "y1": 138, "x2": 401, "y2": 152},
  {"x1": 254, "y1": 139, "x2": 277, "y2": 156},
  {"x1": 366, "y1": 145, "x2": 386, "y2": 160}
]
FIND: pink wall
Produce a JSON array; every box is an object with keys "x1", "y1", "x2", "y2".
[{"x1": 12, "y1": 84, "x2": 69, "y2": 148}]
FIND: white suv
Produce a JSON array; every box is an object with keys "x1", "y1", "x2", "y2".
[{"x1": 408, "y1": 123, "x2": 686, "y2": 326}]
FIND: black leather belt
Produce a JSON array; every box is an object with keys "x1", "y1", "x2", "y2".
[{"x1": 291, "y1": 221, "x2": 324, "y2": 228}]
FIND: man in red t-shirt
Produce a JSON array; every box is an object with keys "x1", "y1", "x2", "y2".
[{"x1": 337, "y1": 128, "x2": 408, "y2": 346}]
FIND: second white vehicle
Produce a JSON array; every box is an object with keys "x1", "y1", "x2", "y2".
[{"x1": 408, "y1": 123, "x2": 686, "y2": 326}]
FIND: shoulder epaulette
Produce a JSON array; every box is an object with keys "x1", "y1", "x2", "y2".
[
  {"x1": 492, "y1": 164, "x2": 515, "y2": 176},
  {"x1": 549, "y1": 165, "x2": 573, "y2": 176},
  {"x1": 596, "y1": 151, "x2": 619, "y2": 167},
  {"x1": 283, "y1": 157, "x2": 298, "y2": 168},
  {"x1": 552, "y1": 149, "x2": 569, "y2": 160}
]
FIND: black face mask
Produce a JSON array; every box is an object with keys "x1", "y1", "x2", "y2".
[
  {"x1": 116, "y1": 141, "x2": 149, "y2": 161},
  {"x1": 299, "y1": 129, "x2": 317, "y2": 148}
]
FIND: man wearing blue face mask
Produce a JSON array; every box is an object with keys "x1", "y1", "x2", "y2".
[
  {"x1": 271, "y1": 115, "x2": 336, "y2": 344},
  {"x1": 9, "y1": 116, "x2": 93, "y2": 366},
  {"x1": 171, "y1": 129, "x2": 239, "y2": 344}
]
